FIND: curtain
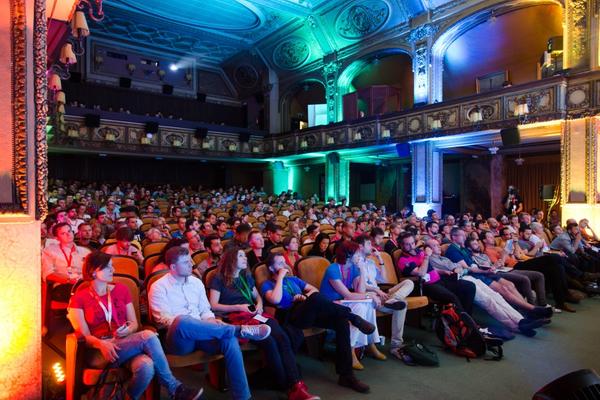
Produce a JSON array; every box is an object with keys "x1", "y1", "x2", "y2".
[{"x1": 505, "y1": 154, "x2": 560, "y2": 213}]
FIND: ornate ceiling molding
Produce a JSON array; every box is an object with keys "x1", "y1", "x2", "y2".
[
  {"x1": 335, "y1": 0, "x2": 391, "y2": 40},
  {"x1": 273, "y1": 38, "x2": 311, "y2": 69},
  {"x1": 407, "y1": 23, "x2": 439, "y2": 44}
]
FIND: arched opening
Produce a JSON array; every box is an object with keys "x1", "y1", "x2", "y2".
[
  {"x1": 442, "y1": 4, "x2": 563, "y2": 100},
  {"x1": 338, "y1": 50, "x2": 412, "y2": 121},
  {"x1": 281, "y1": 80, "x2": 326, "y2": 132}
]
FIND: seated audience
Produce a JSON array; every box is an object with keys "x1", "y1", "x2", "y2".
[
  {"x1": 148, "y1": 246, "x2": 271, "y2": 400},
  {"x1": 282, "y1": 236, "x2": 301, "y2": 274},
  {"x1": 209, "y1": 248, "x2": 320, "y2": 400},
  {"x1": 307, "y1": 233, "x2": 333, "y2": 261},
  {"x1": 67, "y1": 252, "x2": 203, "y2": 400},
  {"x1": 103, "y1": 227, "x2": 144, "y2": 265}
]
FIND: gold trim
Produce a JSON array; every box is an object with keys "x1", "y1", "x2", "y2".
[{"x1": 34, "y1": 0, "x2": 48, "y2": 220}]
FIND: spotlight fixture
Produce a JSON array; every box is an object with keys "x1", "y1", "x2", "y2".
[
  {"x1": 514, "y1": 157, "x2": 525, "y2": 166},
  {"x1": 169, "y1": 64, "x2": 178, "y2": 71},
  {"x1": 488, "y1": 146, "x2": 499, "y2": 155}
]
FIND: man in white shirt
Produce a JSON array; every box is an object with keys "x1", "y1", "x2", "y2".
[
  {"x1": 148, "y1": 246, "x2": 270, "y2": 400},
  {"x1": 42, "y1": 222, "x2": 91, "y2": 301}
]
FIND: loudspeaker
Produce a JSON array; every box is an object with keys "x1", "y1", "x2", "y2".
[
  {"x1": 197, "y1": 92, "x2": 206, "y2": 102},
  {"x1": 239, "y1": 132, "x2": 250, "y2": 142},
  {"x1": 195, "y1": 127, "x2": 208, "y2": 140},
  {"x1": 541, "y1": 184, "x2": 555, "y2": 200},
  {"x1": 84, "y1": 114, "x2": 101, "y2": 128},
  {"x1": 119, "y1": 77, "x2": 131, "y2": 88},
  {"x1": 145, "y1": 122, "x2": 159, "y2": 134},
  {"x1": 162, "y1": 84, "x2": 173, "y2": 95},
  {"x1": 254, "y1": 92, "x2": 264, "y2": 104},
  {"x1": 547, "y1": 36, "x2": 563, "y2": 53},
  {"x1": 500, "y1": 127, "x2": 520, "y2": 147},
  {"x1": 326, "y1": 152, "x2": 340, "y2": 164},
  {"x1": 69, "y1": 71, "x2": 82, "y2": 83},
  {"x1": 396, "y1": 143, "x2": 410, "y2": 158}
]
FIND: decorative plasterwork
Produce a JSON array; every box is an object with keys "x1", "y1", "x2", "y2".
[
  {"x1": 2, "y1": 0, "x2": 27, "y2": 214},
  {"x1": 566, "y1": 83, "x2": 590, "y2": 110},
  {"x1": 407, "y1": 23, "x2": 439, "y2": 44},
  {"x1": 565, "y1": 0, "x2": 589, "y2": 69},
  {"x1": 273, "y1": 38, "x2": 311, "y2": 70},
  {"x1": 34, "y1": 0, "x2": 48, "y2": 219},
  {"x1": 335, "y1": 0, "x2": 390, "y2": 40},
  {"x1": 234, "y1": 64, "x2": 260, "y2": 88},
  {"x1": 323, "y1": 59, "x2": 341, "y2": 123}
]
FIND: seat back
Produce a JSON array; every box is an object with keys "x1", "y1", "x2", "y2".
[
  {"x1": 299, "y1": 243, "x2": 314, "y2": 257},
  {"x1": 253, "y1": 263, "x2": 270, "y2": 293},
  {"x1": 440, "y1": 243, "x2": 450, "y2": 255},
  {"x1": 204, "y1": 268, "x2": 218, "y2": 294},
  {"x1": 113, "y1": 274, "x2": 142, "y2": 323},
  {"x1": 144, "y1": 270, "x2": 170, "y2": 325},
  {"x1": 111, "y1": 255, "x2": 140, "y2": 280},
  {"x1": 143, "y1": 253, "x2": 162, "y2": 279},
  {"x1": 392, "y1": 248, "x2": 403, "y2": 270},
  {"x1": 143, "y1": 241, "x2": 168, "y2": 257},
  {"x1": 368, "y1": 252, "x2": 398, "y2": 285},
  {"x1": 192, "y1": 250, "x2": 209, "y2": 266},
  {"x1": 532, "y1": 369, "x2": 600, "y2": 400},
  {"x1": 295, "y1": 256, "x2": 330, "y2": 289},
  {"x1": 269, "y1": 245, "x2": 284, "y2": 255}
]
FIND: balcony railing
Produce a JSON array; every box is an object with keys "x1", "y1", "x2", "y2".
[{"x1": 52, "y1": 71, "x2": 600, "y2": 158}]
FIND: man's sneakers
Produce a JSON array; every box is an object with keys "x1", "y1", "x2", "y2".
[
  {"x1": 348, "y1": 313, "x2": 375, "y2": 334},
  {"x1": 383, "y1": 300, "x2": 407, "y2": 311},
  {"x1": 174, "y1": 384, "x2": 204, "y2": 400},
  {"x1": 338, "y1": 374, "x2": 370, "y2": 393},
  {"x1": 239, "y1": 324, "x2": 272, "y2": 341},
  {"x1": 288, "y1": 381, "x2": 320, "y2": 400}
]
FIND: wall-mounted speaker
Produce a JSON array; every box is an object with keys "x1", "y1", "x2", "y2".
[
  {"x1": 145, "y1": 122, "x2": 159, "y2": 134},
  {"x1": 162, "y1": 84, "x2": 173, "y2": 95},
  {"x1": 239, "y1": 132, "x2": 250, "y2": 142},
  {"x1": 119, "y1": 77, "x2": 131, "y2": 88},
  {"x1": 396, "y1": 143, "x2": 410, "y2": 158},
  {"x1": 541, "y1": 184, "x2": 555, "y2": 200},
  {"x1": 84, "y1": 114, "x2": 101, "y2": 128},
  {"x1": 195, "y1": 127, "x2": 208, "y2": 140},
  {"x1": 500, "y1": 127, "x2": 520, "y2": 147},
  {"x1": 197, "y1": 92, "x2": 206, "y2": 102}
]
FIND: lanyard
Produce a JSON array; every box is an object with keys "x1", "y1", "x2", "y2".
[
  {"x1": 60, "y1": 245, "x2": 74, "y2": 267},
  {"x1": 89, "y1": 286, "x2": 118, "y2": 334},
  {"x1": 234, "y1": 274, "x2": 254, "y2": 305},
  {"x1": 283, "y1": 278, "x2": 297, "y2": 297}
]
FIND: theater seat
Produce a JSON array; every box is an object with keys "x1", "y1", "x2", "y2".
[{"x1": 532, "y1": 369, "x2": 600, "y2": 399}]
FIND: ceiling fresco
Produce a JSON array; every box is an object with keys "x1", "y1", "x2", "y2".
[{"x1": 90, "y1": 0, "x2": 445, "y2": 70}]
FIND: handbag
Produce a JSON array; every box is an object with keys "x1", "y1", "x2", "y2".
[
  {"x1": 88, "y1": 364, "x2": 126, "y2": 400},
  {"x1": 402, "y1": 340, "x2": 440, "y2": 366}
]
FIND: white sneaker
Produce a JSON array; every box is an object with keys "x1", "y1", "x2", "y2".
[
  {"x1": 552, "y1": 307, "x2": 563, "y2": 314},
  {"x1": 239, "y1": 324, "x2": 271, "y2": 341}
]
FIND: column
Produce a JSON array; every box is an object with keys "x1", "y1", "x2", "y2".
[
  {"x1": 561, "y1": 117, "x2": 600, "y2": 231},
  {"x1": 0, "y1": 0, "x2": 45, "y2": 397},
  {"x1": 564, "y1": 0, "x2": 591, "y2": 70},
  {"x1": 325, "y1": 152, "x2": 350, "y2": 204},
  {"x1": 490, "y1": 155, "x2": 507, "y2": 216},
  {"x1": 407, "y1": 24, "x2": 438, "y2": 105},
  {"x1": 263, "y1": 161, "x2": 291, "y2": 195},
  {"x1": 322, "y1": 56, "x2": 341, "y2": 123},
  {"x1": 411, "y1": 142, "x2": 443, "y2": 217},
  {"x1": 267, "y1": 68, "x2": 280, "y2": 134}
]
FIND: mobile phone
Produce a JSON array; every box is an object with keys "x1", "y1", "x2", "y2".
[{"x1": 247, "y1": 305, "x2": 256, "y2": 312}]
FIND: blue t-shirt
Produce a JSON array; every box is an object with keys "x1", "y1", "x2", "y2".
[
  {"x1": 445, "y1": 243, "x2": 475, "y2": 265},
  {"x1": 319, "y1": 263, "x2": 360, "y2": 301},
  {"x1": 209, "y1": 272, "x2": 256, "y2": 306},
  {"x1": 260, "y1": 276, "x2": 307, "y2": 309}
]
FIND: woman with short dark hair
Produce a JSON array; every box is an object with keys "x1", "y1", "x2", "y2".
[{"x1": 68, "y1": 251, "x2": 202, "y2": 400}]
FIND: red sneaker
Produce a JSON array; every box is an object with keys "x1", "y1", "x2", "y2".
[{"x1": 288, "y1": 381, "x2": 320, "y2": 400}]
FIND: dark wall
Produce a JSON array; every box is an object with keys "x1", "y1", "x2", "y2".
[
  {"x1": 63, "y1": 81, "x2": 247, "y2": 127},
  {"x1": 461, "y1": 157, "x2": 491, "y2": 216},
  {"x1": 48, "y1": 153, "x2": 265, "y2": 188}
]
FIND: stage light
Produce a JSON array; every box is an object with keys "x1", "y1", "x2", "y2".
[
  {"x1": 52, "y1": 363, "x2": 65, "y2": 384},
  {"x1": 169, "y1": 64, "x2": 178, "y2": 71}
]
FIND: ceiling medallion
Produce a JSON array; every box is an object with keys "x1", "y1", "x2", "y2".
[
  {"x1": 335, "y1": 0, "x2": 390, "y2": 39},
  {"x1": 273, "y1": 38, "x2": 310, "y2": 70}
]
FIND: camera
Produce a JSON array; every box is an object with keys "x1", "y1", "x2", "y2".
[{"x1": 248, "y1": 305, "x2": 256, "y2": 312}]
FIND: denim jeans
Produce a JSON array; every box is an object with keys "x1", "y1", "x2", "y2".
[
  {"x1": 252, "y1": 318, "x2": 300, "y2": 390},
  {"x1": 166, "y1": 315, "x2": 251, "y2": 400},
  {"x1": 88, "y1": 330, "x2": 181, "y2": 400}
]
